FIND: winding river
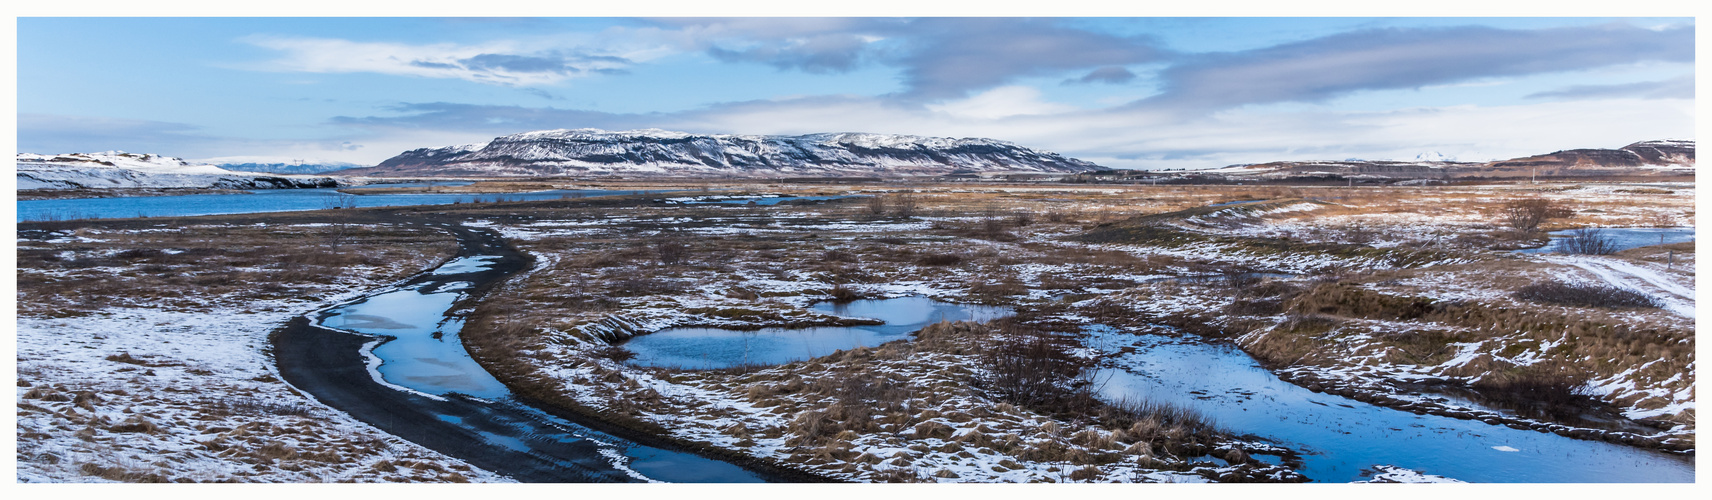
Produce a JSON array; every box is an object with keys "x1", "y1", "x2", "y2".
[{"x1": 272, "y1": 224, "x2": 774, "y2": 482}]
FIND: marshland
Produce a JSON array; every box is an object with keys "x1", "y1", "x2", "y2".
[{"x1": 15, "y1": 179, "x2": 1694, "y2": 483}]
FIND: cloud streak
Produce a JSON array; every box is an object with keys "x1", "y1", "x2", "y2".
[
  {"x1": 243, "y1": 36, "x2": 634, "y2": 86},
  {"x1": 1527, "y1": 75, "x2": 1694, "y2": 100},
  {"x1": 1139, "y1": 23, "x2": 1694, "y2": 111}
]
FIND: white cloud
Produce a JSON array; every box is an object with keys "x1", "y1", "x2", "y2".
[
  {"x1": 661, "y1": 95, "x2": 1693, "y2": 170},
  {"x1": 924, "y1": 86, "x2": 1080, "y2": 120},
  {"x1": 241, "y1": 35, "x2": 640, "y2": 86}
]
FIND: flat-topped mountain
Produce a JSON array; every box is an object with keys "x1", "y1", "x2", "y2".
[{"x1": 338, "y1": 128, "x2": 1109, "y2": 178}]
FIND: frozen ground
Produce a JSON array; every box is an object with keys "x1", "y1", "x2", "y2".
[
  {"x1": 15, "y1": 223, "x2": 507, "y2": 483},
  {"x1": 16, "y1": 304, "x2": 508, "y2": 483}
]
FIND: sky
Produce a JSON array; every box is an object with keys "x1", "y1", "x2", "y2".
[{"x1": 14, "y1": 16, "x2": 1696, "y2": 170}]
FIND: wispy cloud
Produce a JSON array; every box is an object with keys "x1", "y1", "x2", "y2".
[
  {"x1": 651, "y1": 18, "x2": 1167, "y2": 99},
  {"x1": 326, "y1": 88, "x2": 1691, "y2": 169},
  {"x1": 1063, "y1": 67, "x2": 1138, "y2": 85},
  {"x1": 242, "y1": 36, "x2": 634, "y2": 86},
  {"x1": 1527, "y1": 75, "x2": 1694, "y2": 100},
  {"x1": 1138, "y1": 23, "x2": 1693, "y2": 111}
]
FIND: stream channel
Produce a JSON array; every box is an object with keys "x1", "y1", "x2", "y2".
[
  {"x1": 1080, "y1": 325, "x2": 1693, "y2": 482},
  {"x1": 272, "y1": 224, "x2": 772, "y2": 482},
  {"x1": 616, "y1": 298, "x2": 1695, "y2": 482}
]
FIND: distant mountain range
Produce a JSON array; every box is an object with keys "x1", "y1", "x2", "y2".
[
  {"x1": 216, "y1": 161, "x2": 366, "y2": 175},
  {"x1": 1133, "y1": 140, "x2": 1695, "y2": 182},
  {"x1": 16, "y1": 152, "x2": 340, "y2": 190},
  {"x1": 332, "y1": 128, "x2": 1108, "y2": 178}
]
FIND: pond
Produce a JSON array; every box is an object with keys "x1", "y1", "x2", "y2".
[
  {"x1": 623, "y1": 296, "x2": 1014, "y2": 369},
  {"x1": 1514, "y1": 227, "x2": 1694, "y2": 254},
  {"x1": 313, "y1": 254, "x2": 766, "y2": 483},
  {"x1": 16, "y1": 185, "x2": 661, "y2": 222},
  {"x1": 1082, "y1": 325, "x2": 1694, "y2": 483}
]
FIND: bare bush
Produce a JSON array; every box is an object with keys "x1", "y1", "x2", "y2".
[
  {"x1": 1514, "y1": 280, "x2": 1661, "y2": 308},
  {"x1": 651, "y1": 235, "x2": 688, "y2": 265},
  {"x1": 978, "y1": 323, "x2": 1091, "y2": 408},
  {"x1": 864, "y1": 195, "x2": 887, "y2": 216},
  {"x1": 889, "y1": 193, "x2": 918, "y2": 217},
  {"x1": 1499, "y1": 198, "x2": 1572, "y2": 232},
  {"x1": 1559, "y1": 228, "x2": 1618, "y2": 255}
]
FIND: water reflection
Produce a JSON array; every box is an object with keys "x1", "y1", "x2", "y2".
[
  {"x1": 1514, "y1": 227, "x2": 1694, "y2": 254},
  {"x1": 1083, "y1": 325, "x2": 1693, "y2": 483},
  {"x1": 313, "y1": 255, "x2": 766, "y2": 482},
  {"x1": 625, "y1": 296, "x2": 1013, "y2": 369}
]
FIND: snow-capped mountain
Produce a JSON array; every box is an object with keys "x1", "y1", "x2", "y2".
[
  {"x1": 16, "y1": 152, "x2": 340, "y2": 190},
  {"x1": 213, "y1": 161, "x2": 367, "y2": 175},
  {"x1": 341, "y1": 129, "x2": 1108, "y2": 177},
  {"x1": 1413, "y1": 151, "x2": 1455, "y2": 162}
]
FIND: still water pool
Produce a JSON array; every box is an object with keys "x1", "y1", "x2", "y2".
[{"x1": 624, "y1": 296, "x2": 1013, "y2": 369}]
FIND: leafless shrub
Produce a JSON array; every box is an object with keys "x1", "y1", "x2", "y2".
[
  {"x1": 828, "y1": 284, "x2": 862, "y2": 303},
  {"x1": 977, "y1": 322, "x2": 1091, "y2": 409},
  {"x1": 1559, "y1": 228, "x2": 1618, "y2": 255},
  {"x1": 651, "y1": 235, "x2": 688, "y2": 265},
  {"x1": 1514, "y1": 280, "x2": 1661, "y2": 309},
  {"x1": 864, "y1": 195, "x2": 888, "y2": 216},
  {"x1": 890, "y1": 193, "x2": 918, "y2": 217},
  {"x1": 1499, "y1": 198, "x2": 1573, "y2": 232}
]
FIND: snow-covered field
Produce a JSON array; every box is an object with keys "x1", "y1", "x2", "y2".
[
  {"x1": 16, "y1": 305, "x2": 506, "y2": 483},
  {"x1": 16, "y1": 180, "x2": 1693, "y2": 482},
  {"x1": 15, "y1": 222, "x2": 504, "y2": 483}
]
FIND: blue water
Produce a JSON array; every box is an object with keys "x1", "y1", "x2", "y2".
[
  {"x1": 624, "y1": 296, "x2": 1014, "y2": 369},
  {"x1": 16, "y1": 186, "x2": 658, "y2": 222},
  {"x1": 1208, "y1": 199, "x2": 1268, "y2": 207},
  {"x1": 1083, "y1": 326, "x2": 1694, "y2": 483},
  {"x1": 315, "y1": 255, "x2": 765, "y2": 483},
  {"x1": 1514, "y1": 227, "x2": 1694, "y2": 254}
]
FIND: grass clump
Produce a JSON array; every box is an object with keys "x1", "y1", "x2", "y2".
[{"x1": 1514, "y1": 281, "x2": 1661, "y2": 309}]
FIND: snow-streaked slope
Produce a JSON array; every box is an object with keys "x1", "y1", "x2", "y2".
[
  {"x1": 350, "y1": 128, "x2": 1107, "y2": 177},
  {"x1": 17, "y1": 152, "x2": 340, "y2": 190}
]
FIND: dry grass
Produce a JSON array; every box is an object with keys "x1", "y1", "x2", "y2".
[{"x1": 17, "y1": 222, "x2": 455, "y2": 316}]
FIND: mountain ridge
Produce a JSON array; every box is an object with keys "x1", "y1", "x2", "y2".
[{"x1": 337, "y1": 128, "x2": 1108, "y2": 178}]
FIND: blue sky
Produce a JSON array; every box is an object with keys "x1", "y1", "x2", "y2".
[{"x1": 16, "y1": 17, "x2": 1695, "y2": 169}]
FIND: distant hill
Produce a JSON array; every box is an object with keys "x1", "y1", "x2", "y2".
[
  {"x1": 217, "y1": 161, "x2": 367, "y2": 175},
  {"x1": 16, "y1": 152, "x2": 339, "y2": 190},
  {"x1": 1076, "y1": 140, "x2": 1694, "y2": 183},
  {"x1": 338, "y1": 128, "x2": 1109, "y2": 178}
]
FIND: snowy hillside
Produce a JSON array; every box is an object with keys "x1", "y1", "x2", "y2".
[
  {"x1": 16, "y1": 152, "x2": 340, "y2": 190},
  {"x1": 343, "y1": 129, "x2": 1107, "y2": 177}
]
